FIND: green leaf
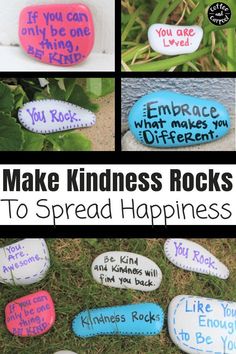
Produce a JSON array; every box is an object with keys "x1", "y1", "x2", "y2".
[
  {"x1": 48, "y1": 78, "x2": 77, "y2": 101},
  {"x1": 46, "y1": 131, "x2": 92, "y2": 151},
  {"x1": 0, "y1": 81, "x2": 14, "y2": 113},
  {"x1": 0, "y1": 112, "x2": 23, "y2": 151},
  {"x1": 22, "y1": 130, "x2": 45, "y2": 151},
  {"x1": 86, "y1": 78, "x2": 115, "y2": 98},
  {"x1": 69, "y1": 84, "x2": 98, "y2": 112}
]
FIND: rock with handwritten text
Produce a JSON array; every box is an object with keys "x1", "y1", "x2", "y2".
[
  {"x1": 92, "y1": 251, "x2": 162, "y2": 291},
  {"x1": 72, "y1": 303, "x2": 164, "y2": 337},
  {"x1": 18, "y1": 99, "x2": 96, "y2": 134},
  {"x1": 128, "y1": 91, "x2": 230, "y2": 148},
  {"x1": 5, "y1": 290, "x2": 55, "y2": 337},
  {"x1": 54, "y1": 351, "x2": 78, "y2": 354},
  {"x1": 148, "y1": 24, "x2": 203, "y2": 55},
  {"x1": 0, "y1": 238, "x2": 50, "y2": 285},
  {"x1": 164, "y1": 239, "x2": 229, "y2": 279},
  {"x1": 168, "y1": 295, "x2": 236, "y2": 354},
  {"x1": 19, "y1": 4, "x2": 94, "y2": 66}
]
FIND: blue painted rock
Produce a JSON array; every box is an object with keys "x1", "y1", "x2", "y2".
[
  {"x1": 18, "y1": 99, "x2": 96, "y2": 134},
  {"x1": 164, "y1": 239, "x2": 229, "y2": 279},
  {"x1": 72, "y1": 303, "x2": 164, "y2": 337},
  {"x1": 168, "y1": 295, "x2": 236, "y2": 354},
  {"x1": 92, "y1": 251, "x2": 162, "y2": 291},
  {"x1": 128, "y1": 91, "x2": 230, "y2": 148},
  {"x1": 0, "y1": 238, "x2": 50, "y2": 285},
  {"x1": 148, "y1": 24, "x2": 203, "y2": 55}
]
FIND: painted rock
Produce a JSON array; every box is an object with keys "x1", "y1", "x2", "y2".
[
  {"x1": 5, "y1": 290, "x2": 55, "y2": 337},
  {"x1": 18, "y1": 99, "x2": 96, "y2": 134},
  {"x1": 128, "y1": 90, "x2": 230, "y2": 148},
  {"x1": 168, "y1": 295, "x2": 236, "y2": 354},
  {"x1": 72, "y1": 303, "x2": 164, "y2": 338},
  {"x1": 19, "y1": 4, "x2": 94, "y2": 66},
  {"x1": 54, "y1": 352, "x2": 78, "y2": 354},
  {"x1": 148, "y1": 24, "x2": 203, "y2": 55},
  {"x1": 0, "y1": 238, "x2": 50, "y2": 285},
  {"x1": 164, "y1": 239, "x2": 229, "y2": 279},
  {"x1": 92, "y1": 251, "x2": 162, "y2": 291}
]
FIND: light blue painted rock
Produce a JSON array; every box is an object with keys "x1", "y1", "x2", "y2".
[
  {"x1": 72, "y1": 303, "x2": 164, "y2": 338},
  {"x1": 168, "y1": 295, "x2": 236, "y2": 354},
  {"x1": 128, "y1": 91, "x2": 230, "y2": 148}
]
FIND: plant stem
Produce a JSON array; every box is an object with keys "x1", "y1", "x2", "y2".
[
  {"x1": 121, "y1": 5, "x2": 146, "y2": 42},
  {"x1": 227, "y1": 28, "x2": 236, "y2": 72}
]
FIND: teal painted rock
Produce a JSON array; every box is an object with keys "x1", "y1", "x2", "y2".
[
  {"x1": 168, "y1": 295, "x2": 236, "y2": 354},
  {"x1": 128, "y1": 91, "x2": 230, "y2": 148},
  {"x1": 72, "y1": 303, "x2": 164, "y2": 338}
]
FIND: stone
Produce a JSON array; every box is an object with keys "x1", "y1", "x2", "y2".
[
  {"x1": 5, "y1": 290, "x2": 55, "y2": 337},
  {"x1": 54, "y1": 352, "x2": 78, "y2": 354},
  {"x1": 0, "y1": 238, "x2": 50, "y2": 285},
  {"x1": 128, "y1": 90, "x2": 230, "y2": 148},
  {"x1": 168, "y1": 295, "x2": 236, "y2": 354},
  {"x1": 148, "y1": 24, "x2": 203, "y2": 56},
  {"x1": 92, "y1": 251, "x2": 162, "y2": 291},
  {"x1": 18, "y1": 99, "x2": 96, "y2": 134},
  {"x1": 72, "y1": 303, "x2": 164, "y2": 338},
  {"x1": 19, "y1": 4, "x2": 94, "y2": 66},
  {"x1": 164, "y1": 239, "x2": 229, "y2": 279}
]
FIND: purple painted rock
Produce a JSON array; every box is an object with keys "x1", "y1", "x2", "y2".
[
  {"x1": 18, "y1": 99, "x2": 96, "y2": 134},
  {"x1": 19, "y1": 4, "x2": 94, "y2": 66}
]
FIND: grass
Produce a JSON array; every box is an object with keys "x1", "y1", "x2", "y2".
[
  {"x1": 0, "y1": 238, "x2": 235, "y2": 354},
  {"x1": 121, "y1": 0, "x2": 236, "y2": 72}
]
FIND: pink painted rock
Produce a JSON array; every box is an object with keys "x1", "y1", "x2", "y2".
[
  {"x1": 19, "y1": 4, "x2": 94, "y2": 66},
  {"x1": 5, "y1": 290, "x2": 55, "y2": 337}
]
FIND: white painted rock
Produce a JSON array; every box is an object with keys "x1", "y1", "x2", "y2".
[
  {"x1": 54, "y1": 351, "x2": 78, "y2": 354},
  {"x1": 18, "y1": 99, "x2": 96, "y2": 134},
  {"x1": 168, "y1": 295, "x2": 236, "y2": 354},
  {"x1": 148, "y1": 24, "x2": 203, "y2": 55},
  {"x1": 0, "y1": 238, "x2": 50, "y2": 285},
  {"x1": 164, "y1": 239, "x2": 229, "y2": 279},
  {"x1": 92, "y1": 251, "x2": 162, "y2": 291}
]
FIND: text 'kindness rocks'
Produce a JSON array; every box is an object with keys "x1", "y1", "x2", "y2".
[
  {"x1": 148, "y1": 24, "x2": 203, "y2": 55},
  {"x1": 18, "y1": 100, "x2": 96, "y2": 134},
  {"x1": 72, "y1": 303, "x2": 164, "y2": 338},
  {"x1": 164, "y1": 239, "x2": 229, "y2": 279},
  {"x1": 92, "y1": 251, "x2": 162, "y2": 291},
  {"x1": 5, "y1": 290, "x2": 55, "y2": 337},
  {"x1": 168, "y1": 295, "x2": 236, "y2": 354},
  {"x1": 19, "y1": 4, "x2": 94, "y2": 66},
  {"x1": 128, "y1": 91, "x2": 230, "y2": 148},
  {"x1": 0, "y1": 238, "x2": 50, "y2": 285}
]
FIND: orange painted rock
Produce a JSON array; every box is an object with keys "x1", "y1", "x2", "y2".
[
  {"x1": 19, "y1": 4, "x2": 94, "y2": 66},
  {"x1": 5, "y1": 290, "x2": 55, "y2": 337}
]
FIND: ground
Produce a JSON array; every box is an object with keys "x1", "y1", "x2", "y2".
[{"x1": 0, "y1": 238, "x2": 235, "y2": 354}]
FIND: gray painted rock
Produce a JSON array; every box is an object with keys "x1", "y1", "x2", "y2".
[
  {"x1": 92, "y1": 251, "x2": 162, "y2": 291},
  {"x1": 164, "y1": 239, "x2": 229, "y2": 279},
  {"x1": 168, "y1": 295, "x2": 236, "y2": 354}
]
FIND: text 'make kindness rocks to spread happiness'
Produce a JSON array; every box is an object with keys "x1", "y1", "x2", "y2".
[
  {"x1": 19, "y1": 4, "x2": 94, "y2": 66},
  {"x1": 128, "y1": 90, "x2": 230, "y2": 148},
  {"x1": 5, "y1": 290, "x2": 55, "y2": 337},
  {"x1": 148, "y1": 24, "x2": 203, "y2": 55},
  {"x1": 0, "y1": 239, "x2": 50, "y2": 285},
  {"x1": 72, "y1": 303, "x2": 164, "y2": 338},
  {"x1": 168, "y1": 295, "x2": 236, "y2": 354},
  {"x1": 164, "y1": 239, "x2": 229, "y2": 279},
  {"x1": 92, "y1": 251, "x2": 162, "y2": 291},
  {"x1": 18, "y1": 99, "x2": 96, "y2": 134}
]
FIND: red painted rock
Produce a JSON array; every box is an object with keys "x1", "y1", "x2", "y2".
[
  {"x1": 5, "y1": 290, "x2": 55, "y2": 337},
  {"x1": 19, "y1": 4, "x2": 94, "y2": 66}
]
